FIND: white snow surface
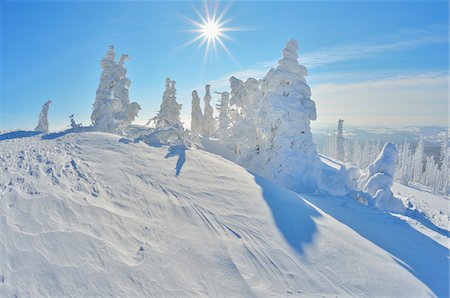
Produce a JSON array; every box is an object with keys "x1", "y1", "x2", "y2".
[{"x1": 0, "y1": 132, "x2": 449, "y2": 297}]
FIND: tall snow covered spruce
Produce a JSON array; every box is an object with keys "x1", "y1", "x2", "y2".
[
  {"x1": 202, "y1": 84, "x2": 216, "y2": 137},
  {"x1": 91, "y1": 46, "x2": 141, "y2": 132},
  {"x1": 190, "y1": 90, "x2": 203, "y2": 136},
  {"x1": 249, "y1": 39, "x2": 320, "y2": 192},
  {"x1": 35, "y1": 100, "x2": 52, "y2": 133},
  {"x1": 154, "y1": 78, "x2": 183, "y2": 129}
]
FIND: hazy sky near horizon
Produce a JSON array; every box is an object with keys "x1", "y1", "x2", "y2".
[{"x1": 1, "y1": 0, "x2": 448, "y2": 130}]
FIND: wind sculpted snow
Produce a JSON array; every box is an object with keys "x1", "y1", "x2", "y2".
[{"x1": 0, "y1": 131, "x2": 448, "y2": 297}]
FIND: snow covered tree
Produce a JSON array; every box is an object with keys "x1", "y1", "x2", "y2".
[
  {"x1": 91, "y1": 46, "x2": 141, "y2": 132},
  {"x1": 190, "y1": 90, "x2": 203, "y2": 136},
  {"x1": 395, "y1": 142, "x2": 413, "y2": 185},
  {"x1": 412, "y1": 137, "x2": 424, "y2": 183},
  {"x1": 202, "y1": 84, "x2": 216, "y2": 137},
  {"x1": 35, "y1": 100, "x2": 52, "y2": 133},
  {"x1": 215, "y1": 91, "x2": 231, "y2": 141},
  {"x1": 358, "y1": 143, "x2": 404, "y2": 212},
  {"x1": 336, "y1": 119, "x2": 345, "y2": 161},
  {"x1": 423, "y1": 155, "x2": 439, "y2": 193},
  {"x1": 250, "y1": 39, "x2": 320, "y2": 192},
  {"x1": 232, "y1": 78, "x2": 262, "y2": 166},
  {"x1": 154, "y1": 78, "x2": 183, "y2": 129},
  {"x1": 440, "y1": 130, "x2": 449, "y2": 194},
  {"x1": 228, "y1": 76, "x2": 246, "y2": 126},
  {"x1": 69, "y1": 114, "x2": 82, "y2": 129}
]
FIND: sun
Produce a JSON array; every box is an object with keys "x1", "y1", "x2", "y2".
[
  {"x1": 179, "y1": 1, "x2": 241, "y2": 62},
  {"x1": 201, "y1": 20, "x2": 221, "y2": 40}
]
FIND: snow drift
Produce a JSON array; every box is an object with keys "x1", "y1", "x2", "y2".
[{"x1": 0, "y1": 131, "x2": 448, "y2": 297}]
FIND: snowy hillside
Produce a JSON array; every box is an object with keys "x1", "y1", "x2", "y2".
[{"x1": 1, "y1": 131, "x2": 448, "y2": 297}]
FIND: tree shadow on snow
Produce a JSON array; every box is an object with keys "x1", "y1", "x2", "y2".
[
  {"x1": 164, "y1": 145, "x2": 186, "y2": 176},
  {"x1": 0, "y1": 130, "x2": 41, "y2": 141},
  {"x1": 253, "y1": 175, "x2": 322, "y2": 256},
  {"x1": 303, "y1": 193, "x2": 449, "y2": 297},
  {"x1": 405, "y1": 209, "x2": 450, "y2": 238}
]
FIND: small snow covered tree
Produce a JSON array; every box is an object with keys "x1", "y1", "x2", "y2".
[
  {"x1": 395, "y1": 142, "x2": 413, "y2": 185},
  {"x1": 215, "y1": 91, "x2": 231, "y2": 141},
  {"x1": 440, "y1": 130, "x2": 449, "y2": 194},
  {"x1": 202, "y1": 84, "x2": 216, "y2": 137},
  {"x1": 250, "y1": 39, "x2": 320, "y2": 192},
  {"x1": 35, "y1": 100, "x2": 52, "y2": 133},
  {"x1": 190, "y1": 90, "x2": 203, "y2": 136},
  {"x1": 69, "y1": 114, "x2": 82, "y2": 129},
  {"x1": 154, "y1": 78, "x2": 183, "y2": 129},
  {"x1": 336, "y1": 119, "x2": 345, "y2": 161},
  {"x1": 358, "y1": 143, "x2": 404, "y2": 212},
  {"x1": 412, "y1": 137, "x2": 424, "y2": 183},
  {"x1": 423, "y1": 155, "x2": 439, "y2": 193},
  {"x1": 91, "y1": 46, "x2": 141, "y2": 132}
]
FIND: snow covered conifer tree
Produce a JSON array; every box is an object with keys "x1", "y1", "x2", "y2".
[
  {"x1": 423, "y1": 156, "x2": 439, "y2": 193},
  {"x1": 229, "y1": 76, "x2": 245, "y2": 125},
  {"x1": 358, "y1": 143, "x2": 404, "y2": 212},
  {"x1": 215, "y1": 91, "x2": 231, "y2": 142},
  {"x1": 35, "y1": 100, "x2": 52, "y2": 133},
  {"x1": 250, "y1": 39, "x2": 320, "y2": 192},
  {"x1": 440, "y1": 130, "x2": 449, "y2": 194},
  {"x1": 395, "y1": 142, "x2": 413, "y2": 185},
  {"x1": 91, "y1": 46, "x2": 141, "y2": 132},
  {"x1": 233, "y1": 78, "x2": 261, "y2": 166},
  {"x1": 202, "y1": 84, "x2": 216, "y2": 137},
  {"x1": 412, "y1": 137, "x2": 425, "y2": 183},
  {"x1": 336, "y1": 119, "x2": 345, "y2": 161},
  {"x1": 190, "y1": 90, "x2": 203, "y2": 136},
  {"x1": 154, "y1": 78, "x2": 183, "y2": 129}
]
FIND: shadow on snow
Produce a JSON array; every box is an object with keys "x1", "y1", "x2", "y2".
[
  {"x1": 303, "y1": 193, "x2": 449, "y2": 297},
  {"x1": 253, "y1": 174, "x2": 322, "y2": 256},
  {"x1": 164, "y1": 145, "x2": 186, "y2": 176},
  {"x1": 41, "y1": 127, "x2": 94, "y2": 140},
  {"x1": 0, "y1": 130, "x2": 41, "y2": 141}
]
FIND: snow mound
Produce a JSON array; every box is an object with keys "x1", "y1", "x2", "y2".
[
  {"x1": 358, "y1": 143, "x2": 405, "y2": 212},
  {"x1": 0, "y1": 132, "x2": 448, "y2": 297}
]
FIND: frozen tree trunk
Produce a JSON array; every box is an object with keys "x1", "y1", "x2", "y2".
[
  {"x1": 91, "y1": 46, "x2": 141, "y2": 132},
  {"x1": 336, "y1": 119, "x2": 345, "y2": 161},
  {"x1": 202, "y1": 84, "x2": 216, "y2": 137},
  {"x1": 190, "y1": 90, "x2": 203, "y2": 136},
  {"x1": 35, "y1": 100, "x2": 52, "y2": 133},
  {"x1": 250, "y1": 39, "x2": 320, "y2": 192}
]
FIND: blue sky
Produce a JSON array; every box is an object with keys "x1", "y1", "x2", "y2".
[{"x1": 1, "y1": 0, "x2": 448, "y2": 130}]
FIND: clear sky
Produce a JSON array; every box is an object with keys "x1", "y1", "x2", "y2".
[{"x1": 1, "y1": 0, "x2": 448, "y2": 131}]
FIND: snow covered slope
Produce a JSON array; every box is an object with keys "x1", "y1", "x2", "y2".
[{"x1": 0, "y1": 132, "x2": 448, "y2": 297}]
